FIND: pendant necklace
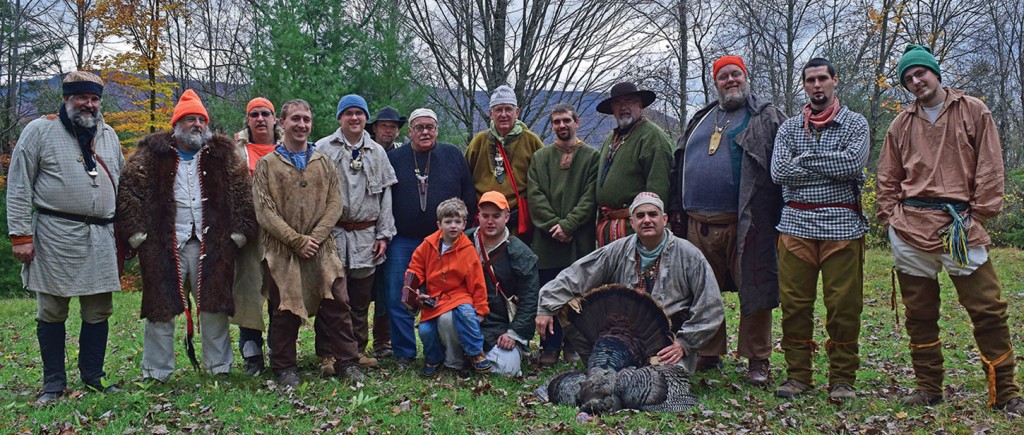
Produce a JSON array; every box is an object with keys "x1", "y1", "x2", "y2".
[
  {"x1": 350, "y1": 141, "x2": 365, "y2": 171},
  {"x1": 709, "y1": 108, "x2": 738, "y2": 156},
  {"x1": 493, "y1": 141, "x2": 505, "y2": 184},
  {"x1": 414, "y1": 149, "x2": 432, "y2": 211}
]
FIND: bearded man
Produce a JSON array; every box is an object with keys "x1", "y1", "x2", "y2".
[
  {"x1": 117, "y1": 89, "x2": 257, "y2": 383},
  {"x1": 669, "y1": 55, "x2": 786, "y2": 385},
  {"x1": 7, "y1": 71, "x2": 124, "y2": 405}
]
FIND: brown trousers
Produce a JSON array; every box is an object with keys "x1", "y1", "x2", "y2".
[
  {"x1": 688, "y1": 213, "x2": 772, "y2": 360},
  {"x1": 268, "y1": 272, "x2": 360, "y2": 374},
  {"x1": 778, "y1": 236, "x2": 863, "y2": 386},
  {"x1": 897, "y1": 260, "x2": 1020, "y2": 405}
]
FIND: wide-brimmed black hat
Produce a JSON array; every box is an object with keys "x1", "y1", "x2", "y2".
[
  {"x1": 596, "y1": 82, "x2": 657, "y2": 114},
  {"x1": 368, "y1": 105, "x2": 407, "y2": 128}
]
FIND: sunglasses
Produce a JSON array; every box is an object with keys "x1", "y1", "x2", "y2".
[{"x1": 248, "y1": 110, "x2": 274, "y2": 119}]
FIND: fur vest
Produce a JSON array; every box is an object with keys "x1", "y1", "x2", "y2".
[{"x1": 117, "y1": 131, "x2": 257, "y2": 322}]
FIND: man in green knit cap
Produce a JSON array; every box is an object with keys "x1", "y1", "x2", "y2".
[
  {"x1": 877, "y1": 44, "x2": 1023, "y2": 416},
  {"x1": 465, "y1": 85, "x2": 544, "y2": 241}
]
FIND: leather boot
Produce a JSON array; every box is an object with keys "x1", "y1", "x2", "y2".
[
  {"x1": 896, "y1": 271, "x2": 944, "y2": 396},
  {"x1": 37, "y1": 320, "x2": 67, "y2": 394},
  {"x1": 79, "y1": 320, "x2": 116, "y2": 391}
]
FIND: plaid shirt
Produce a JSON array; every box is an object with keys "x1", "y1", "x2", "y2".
[{"x1": 771, "y1": 106, "x2": 869, "y2": 240}]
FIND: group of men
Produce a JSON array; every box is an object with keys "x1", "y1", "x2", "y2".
[{"x1": 7, "y1": 44, "x2": 1023, "y2": 416}]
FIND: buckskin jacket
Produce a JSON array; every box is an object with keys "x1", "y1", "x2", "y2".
[{"x1": 117, "y1": 132, "x2": 257, "y2": 322}]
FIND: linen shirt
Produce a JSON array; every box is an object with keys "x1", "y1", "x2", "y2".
[
  {"x1": 174, "y1": 157, "x2": 204, "y2": 248},
  {"x1": 771, "y1": 105, "x2": 870, "y2": 240}
]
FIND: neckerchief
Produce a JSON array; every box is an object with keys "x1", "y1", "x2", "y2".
[
  {"x1": 553, "y1": 139, "x2": 582, "y2": 170},
  {"x1": 803, "y1": 98, "x2": 840, "y2": 138},
  {"x1": 275, "y1": 143, "x2": 315, "y2": 171},
  {"x1": 57, "y1": 104, "x2": 98, "y2": 175},
  {"x1": 488, "y1": 119, "x2": 526, "y2": 144}
]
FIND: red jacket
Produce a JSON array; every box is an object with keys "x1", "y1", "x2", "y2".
[{"x1": 406, "y1": 230, "x2": 489, "y2": 322}]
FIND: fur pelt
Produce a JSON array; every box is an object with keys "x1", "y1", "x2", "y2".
[{"x1": 117, "y1": 131, "x2": 257, "y2": 322}]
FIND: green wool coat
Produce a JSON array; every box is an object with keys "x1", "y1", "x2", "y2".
[
  {"x1": 595, "y1": 119, "x2": 674, "y2": 209},
  {"x1": 526, "y1": 143, "x2": 600, "y2": 269}
]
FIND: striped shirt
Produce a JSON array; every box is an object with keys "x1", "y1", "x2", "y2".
[{"x1": 771, "y1": 106, "x2": 869, "y2": 240}]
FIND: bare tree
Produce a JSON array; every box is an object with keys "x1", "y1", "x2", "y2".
[{"x1": 404, "y1": 0, "x2": 644, "y2": 143}]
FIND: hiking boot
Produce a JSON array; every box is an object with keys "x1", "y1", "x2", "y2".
[
  {"x1": 276, "y1": 370, "x2": 300, "y2": 388},
  {"x1": 747, "y1": 359, "x2": 769, "y2": 386},
  {"x1": 997, "y1": 397, "x2": 1024, "y2": 417},
  {"x1": 340, "y1": 365, "x2": 366, "y2": 382},
  {"x1": 319, "y1": 356, "x2": 336, "y2": 377},
  {"x1": 829, "y1": 383, "x2": 856, "y2": 401},
  {"x1": 696, "y1": 355, "x2": 723, "y2": 372},
  {"x1": 900, "y1": 389, "x2": 943, "y2": 406},
  {"x1": 422, "y1": 361, "x2": 442, "y2": 377},
  {"x1": 34, "y1": 390, "x2": 64, "y2": 407},
  {"x1": 775, "y1": 378, "x2": 812, "y2": 399},
  {"x1": 538, "y1": 350, "x2": 559, "y2": 367},
  {"x1": 470, "y1": 354, "x2": 492, "y2": 374},
  {"x1": 359, "y1": 355, "x2": 379, "y2": 368}
]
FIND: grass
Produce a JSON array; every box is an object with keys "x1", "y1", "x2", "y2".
[{"x1": 1, "y1": 248, "x2": 1023, "y2": 433}]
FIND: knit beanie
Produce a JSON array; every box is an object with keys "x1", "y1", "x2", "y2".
[
  {"x1": 489, "y1": 85, "x2": 517, "y2": 108},
  {"x1": 171, "y1": 89, "x2": 209, "y2": 126},
  {"x1": 897, "y1": 44, "x2": 941, "y2": 88},
  {"x1": 409, "y1": 108, "x2": 437, "y2": 123},
  {"x1": 336, "y1": 94, "x2": 370, "y2": 119},
  {"x1": 62, "y1": 71, "x2": 104, "y2": 97},
  {"x1": 713, "y1": 56, "x2": 747, "y2": 79},
  {"x1": 246, "y1": 97, "x2": 275, "y2": 114}
]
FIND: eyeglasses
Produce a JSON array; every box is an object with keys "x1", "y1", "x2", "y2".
[
  {"x1": 412, "y1": 124, "x2": 437, "y2": 133},
  {"x1": 248, "y1": 110, "x2": 273, "y2": 119},
  {"x1": 716, "y1": 70, "x2": 745, "y2": 82}
]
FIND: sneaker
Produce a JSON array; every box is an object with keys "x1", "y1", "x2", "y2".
[
  {"x1": 775, "y1": 378, "x2": 812, "y2": 399},
  {"x1": 340, "y1": 365, "x2": 366, "y2": 382},
  {"x1": 395, "y1": 356, "x2": 415, "y2": 369},
  {"x1": 243, "y1": 356, "x2": 265, "y2": 376},
  {"x1": 319, "y1": 356, "x2": 337, "y2": 377},
  {"x1": 997, "y1": 397, "x2": 1024, "y2": 417},
  {"x1": 276, "y1": 370, "x2": 300, "y2": 388},
  {"x1": 696, "y1": 355, "x2": 723, "y2": 372},
  {"x1": 538, "y1": 350, "x2": 559, "y2": 367},
  {"x1": 34, "y1": 390, "x2": 64, "y2": 407},
  {"x1": 747, "y1": 359, "x2": 770, "y2": 386},
  {"x1": 829, "y1": 383, "x2": 856, "y2": 401},
  {"x1": 470, "y1": 354, "x2": 492, "y2": 374},
  {"x1": 900, "y1": 389, "x2": 943, "y2": 406},
  {"x1": 422, "y1": 361, "x2": 442, "y2": 377},
  {"x1": 359, "y1": 355, "x2": 380, "y2": 368}
]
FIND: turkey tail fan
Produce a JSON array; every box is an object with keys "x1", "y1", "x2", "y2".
[
  {"x1": 542, "y1": 370, "x2": 585, "y2": 405},
  {"x1": 565, "y1": 284, "x2": 674, "y2": 363}
]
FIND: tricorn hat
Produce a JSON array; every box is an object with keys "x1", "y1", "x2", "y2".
[
  {"x1": 368, "y1": 105, "x2": 408, "y2": 128},
  {"x1": 596, "y1": 82, "x2": 656, "y2": 114}
]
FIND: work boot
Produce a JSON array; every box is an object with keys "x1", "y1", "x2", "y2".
[
  {"x1": 319, "y1": 356, "x2": 336, "y2": 377},
  {"x1": 747, "y1": 359, "x2": 770, "y2": 386},
  {"x1": 339, "y1": 365, "x2": 366, "y2": 382},
  {"x1": 79, "y1": 320, "x2": 116, "y2": 392},
  {"x1": 775, "y1": 378, "x2": 812, "y2": 399},
  {"x1": 538, "y1": 350, "x2": 559, "y2": 367},
  {"x1": 276, "y1": 369, "x2": 300, "y2": 388},
  {"x1": 359, "y1": 355, "x2": 379, "y2": 368},
  {"x1": 829, "y1": 383, "x2": 856, "y2": 402},
  {"x1": 695, "y1": 355, "x2": 722, "y2": 372},
  {"x1": 37, "y1": 320, "x2": 67, "y2": 395},
  {"x1": 900, "y1": 389, "x2": 943, "y2": 406}
]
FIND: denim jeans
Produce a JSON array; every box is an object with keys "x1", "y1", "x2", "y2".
[
  {"x1": 418, "y1": 304, "x2": 484, "y2": 364},
  {"x1": 382, "y1": 235, "x2": 421, "y2": 358}
]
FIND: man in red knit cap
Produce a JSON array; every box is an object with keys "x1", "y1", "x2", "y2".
[{"x1": 669, "y1": 55, "x2": 786, "y2": 386}]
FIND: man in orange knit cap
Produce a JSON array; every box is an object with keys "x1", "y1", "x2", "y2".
[
  {"x1": 669, "y1": 55, "x2": 785, "y2": 385},
  {"x1": 117, "y1": 89, "x2": 257, "y2": 383}
]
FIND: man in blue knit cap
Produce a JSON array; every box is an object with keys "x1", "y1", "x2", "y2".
[
  {"x1": 877, "y1": 44, "x2": 1023, "y2": 416},
  {"x1": 315, "y1": 94, "x2": 397, "y2": 372}
]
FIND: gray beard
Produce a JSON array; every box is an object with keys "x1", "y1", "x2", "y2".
[
  {"x1": 717, "y1": 82, "x2": 751, "y2": 109},
  {"x1": 616, "y1": 115, "x2": 635, "y2": 129},
  {"x1": 173, "y1": 124, "x2": 212, "y2": 150},
  {"x1": 66, "y1": 102, "x2": 101, "y2": 128}
]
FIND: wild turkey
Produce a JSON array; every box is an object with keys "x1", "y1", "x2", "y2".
[{"x1": 539, "y1": 284, "x2": 697, "y2": 414}]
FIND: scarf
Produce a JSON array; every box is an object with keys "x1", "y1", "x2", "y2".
[
  {"x1": 275, "y1": 143, "x2": 315, "y2": 171},
  {"x1": 803, "y1": 97, "x2": 840, "y2": 137},
  {"x1": 57, "y1": 104, "x2": 98, "y2": 175},
  {"x1": 553, "y1": 139, "x2": 582, "y2": 170},
  {"x1": 635, "y1": 230, "x2": 668, "y2": 271},
  {"x1": 488, "y1": 119, "x2": 526, "y2": 145}
]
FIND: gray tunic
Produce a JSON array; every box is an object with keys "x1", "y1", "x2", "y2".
[
  {"x1": 6, "y1": 115, "x2": 124, "y2": 296},
  {"x1": 316, "y1": 129, "x2": 397, "y2": 276},
  {"x1": 537, "y1": 230, "x2": 724, "y2": 373}
]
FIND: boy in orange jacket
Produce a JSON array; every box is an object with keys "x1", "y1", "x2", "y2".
[{"x1": 404, "y1": 197, "x2": 491, "y2": 376}]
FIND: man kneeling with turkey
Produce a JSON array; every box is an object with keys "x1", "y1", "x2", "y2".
[{"x1": 535, "y1": 192, "x2": 724, "y2": 414}]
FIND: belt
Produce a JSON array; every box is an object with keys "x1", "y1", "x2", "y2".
[
  {"x1": 36, "y1": 208, "x2": 114, "y2": 225},
  {"x1": 598, "y1": 207, "x2": 630, "y2": 220},
  {"x1": 901, "y1": 197, "x2": 969, "y2": 212},
  {"x1": 336, "y1": 220, "x2": 376, "y2": 231},
  {"x1": 786, "y1": 201, "x2": 859, "y2": 212}
]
